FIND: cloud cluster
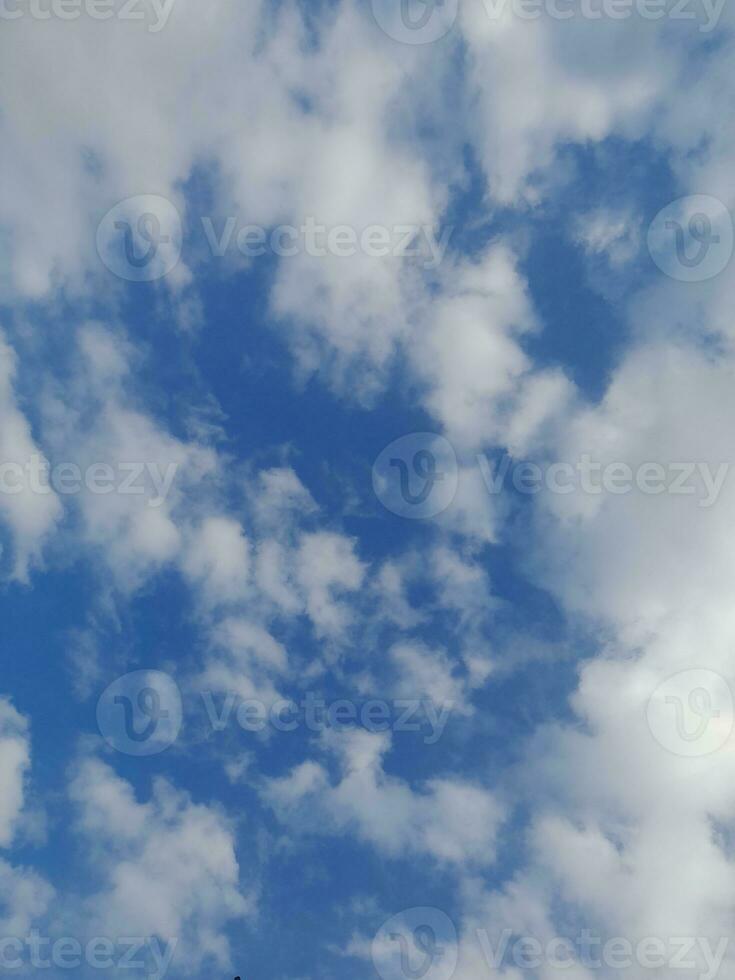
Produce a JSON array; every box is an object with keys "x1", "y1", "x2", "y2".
[{"x1": 3, "y1": 0, "x2": 735, "y2": 976}]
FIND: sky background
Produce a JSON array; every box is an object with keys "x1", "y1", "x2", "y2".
[{"x1": 2, "y1": 2, "x2": 735, "y2": 979}]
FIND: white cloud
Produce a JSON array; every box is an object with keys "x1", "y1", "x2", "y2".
[
  {"x1": 531, "y1": 342, "x2": 735, "y2": 633},
  {"x1": 262, "y1": 730, "x2": 504, "y2": 867},
  {"x1": 181, "y1": 516, "x2": 251, "y2": 606},
  {"x1": 39, "y1": 323, "x2": 217, "y2": 590},
  {"x1": 0, "y1": 859, "x2": 53, "y2": 939},
  {"x1": 196, "y1": 617, "x2": 289, "y2": 708},
  {"x1": 573, "y1": 208, "x2": 640, "y2": 268},
  {"x1": 250, "y1": 468, "x2": 317, "y2": 532},
  {"x1": 0, "y1": 698, "x2": 30, "y2": 848},
  {"x1": 414, "y1": 245, "x2": 537, "y2": 452},
  {"x1": 0, "y1": 334, "x2": 62, "y2": 580},
  {"x1": 6, "y1": 3, "x2": 735, "y2": 975},
  {"x1": 453, "y1": 336, "x2": 735, "y2": 977},
  {"x1": 295, "y1": 531, "x2": 366, "y2": 638},
  {"x1": 390, "y1": 642, "x2": 470, "y2": 713},
  {"x1": 0, "y1": 700, "x2": 53, "y2": 940},
  {"x1": 458, "y1": 4, "x2": 672, "y2": 204},
  {"x1": 69, "y1": 757, "x2": 253, "y2": 973}
]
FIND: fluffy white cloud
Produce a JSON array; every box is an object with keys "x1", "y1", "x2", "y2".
[
  {"x1": 262, "y1": 730, "x2": 504, "y2": 866},
  {"x1": 196, "y1": 617, "x2": 289, "y2": 708},
  {"x1": 181, "y1": 516, "x2": 251, "y2": 606},
  {"x1": 413, "y1": 245, "x2": 537, "y2": 450},
  {"x1": 39, "y1": 324, "x2": 217, "y2": 590},
  {"x1": 294, "y1": 531, "x2": 366, "y2": 638},
  {"x1": 0, "y1": 698, "x2": 30, "y2": 848},
  {"x1": 453, "y1": 341, "x2": 735, "y2": 977},
  {"x1": 458, "y1": 2, "x2": 677, "y2": 204},
  {"x1": 69, "y1": 757, "x2": 253, "y2": 973},
  {"x1": 573, "y1": 208, "x2": 641, "y2": 269},
  {"x1": 0, "y1": 859, "x2": 53, "y2": 939},
  {"x1": 0, "y1": 700, "x2": 53, "y2": 940},
  {"x1": 531, "y1": 341, "x2": 735, "y2": 633}
]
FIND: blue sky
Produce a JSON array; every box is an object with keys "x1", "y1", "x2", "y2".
[{"x1": 1, "y1": 3, "x2": 735, "y2": 980}]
